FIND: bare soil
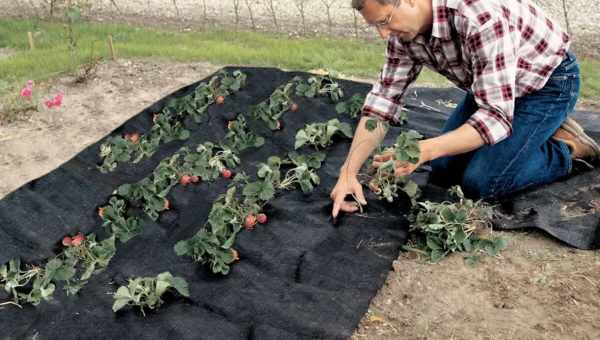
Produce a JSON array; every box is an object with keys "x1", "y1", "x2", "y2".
[{"x1": 1, "y1": 59, "x2": 599, "y2": 339}]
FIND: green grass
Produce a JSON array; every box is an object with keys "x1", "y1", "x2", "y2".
[
  {"x1": 0, "y1": 17, "x2": 598, "y2": 105},
  {"x1": 0, "y1": 18, "x2": 447, "y2": 88},
  {"x1": 580, "y1": 58, "x2": 600, "y2": 104}
]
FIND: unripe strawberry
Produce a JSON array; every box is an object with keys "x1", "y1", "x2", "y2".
[
  {"x1": 163, "y1": 199, "x2": 171, "y2": 210},
  {"x1": 98, "y1": 207, "x2": 106, "y2": 219},
  {"x1": 290, "y1": 102, "x2": 299, "y2": 112},
  {"x1": 190, "y1": 176, "x2": 200, "y2": 183}
]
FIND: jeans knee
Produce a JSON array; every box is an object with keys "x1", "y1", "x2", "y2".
[{"x1": 461, "y1": 167, "x2": 495, "y2": 199}]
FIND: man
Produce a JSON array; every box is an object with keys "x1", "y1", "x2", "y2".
[{"x1": 331, "y1": 0, "x2": 600, "y2": 218}]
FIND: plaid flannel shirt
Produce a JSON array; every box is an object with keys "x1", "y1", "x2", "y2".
[{"x1": 363, "y1": 0, "x2": 571, "y2": 145}]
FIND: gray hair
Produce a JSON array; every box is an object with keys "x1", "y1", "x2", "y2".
[{"x1": 351, "y1": 0, "x2": 395, "y2": 11}]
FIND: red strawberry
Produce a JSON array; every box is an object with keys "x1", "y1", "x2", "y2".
[
  {"x1": 180, "y1": 175, "x2": 192, "y2": 186},
  {"x1": 257, "y1": 213, "x2": 268, "y2": 224},
  {"x1": 231, "y1": 249, "x2": 240, "y2": 261},
  {"x1": 71, "y1": 233, "x2": 85, "y2": 247},
  {"x1": 290, "y1": 102, "x2": 299, "y2": 112},
  {"x1": 62, "y1": 236, "x2": 73, "y2": 247},
  {"x1": 221, "y1": 169, "x2": 232, "y2": 179},
  {"x1": 215, "y1": 95, "x2": 225, "y2": 105},
  {"x1": 190, "y1": 175, "x2": 200, "y2": 183},
  {"x1": 244, "y1": 214, "x2": 257, "y2": 230},
  {"x1": 163, "y1": 199, "x2": 171, "y2": 210},
  {"x1": 98, "y1": 207, "x2": 106, "y2": 219}
]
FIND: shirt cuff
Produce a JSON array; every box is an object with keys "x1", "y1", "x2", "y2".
[
  {"x1": 361, "y1": 92, "x2": 404, "y2": 126},
  {"x1": 466, "y1": 108, "x2": 512, "y2": 145}
]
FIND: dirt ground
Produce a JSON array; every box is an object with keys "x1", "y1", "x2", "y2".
[{"x1": 1, "y1": 60, "x2": 599, "y2": 339}]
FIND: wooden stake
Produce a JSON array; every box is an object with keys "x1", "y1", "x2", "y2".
[
  {"x1": 108, "y1": 35, "x2": 116, "y2": 60},
  {"x1": 27, "y1": 32, "x2": 35, "y2": 50}
]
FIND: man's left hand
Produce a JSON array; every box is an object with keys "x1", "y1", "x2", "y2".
[{"x1": 371, "y1": 147, "x2": 429, "y2": 177}]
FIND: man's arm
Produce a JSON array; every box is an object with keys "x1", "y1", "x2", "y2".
[
  {"x1": 331, "y1": 116, "x2": 387, "y2": 218},
  {"x1": 373, "y1": 123, "x2": 485, "y2": 176},
  {"x1": 463, "y1": 16, "x2": 518, "y2": 145},
  {"x1": 331, "y1": 36, "x2": 422, "y2": 217},
  {"x1": 422, "y1": 123, "x2": 485, "y2": 160}
]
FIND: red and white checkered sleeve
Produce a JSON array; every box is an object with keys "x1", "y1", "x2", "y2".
[
  {"x1": 465, "y1": 17, "x2": 517, "y2": 145},
  {"x1": 362, "y1": 38, "x2": 422, "y2": 125}
]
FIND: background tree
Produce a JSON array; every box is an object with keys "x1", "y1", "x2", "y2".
[
  {"x1": 244, "y1": 0, "x2": 257, "y2": 30},
  {"x1": 319, "y1": 0, "x2": 337, "y2": 35},
  {"x1": 264, "y1": 0, "x2": 280, "y2": 32},
  {"x1": 293, "y1": 0, "x2": 308, "y2": 35}
]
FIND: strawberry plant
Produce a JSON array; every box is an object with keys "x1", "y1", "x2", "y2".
[
  {"x1": 251, "y1": 79, "x2": 300, "y2": 130},
  {"x1": 176, "y1": 150, "x2": 326, "y2": 275},
  {"x1": 100, "y1": 197, "x2": 143, "y2": 243},
  {"x1": 1, "y1": 258, "x2": 76, "y2": 306},
  {"x1": 406, "y1": 186, "x2": 506, "y2": 263},
  {"x1": 335, "y1": 93, "x2": 365, "y2": 118},
  {"x1": 224, "y1": 115, "x2": 265, "y2": 152},
  {"x1": 116, "y1": 143, "x2": 241, "y2": 220},
  {"x1": 278, "y1": 152, "x2": 326, "y2": 193},
  {"x1": 363, "y1": 129, "x2": 422, "y2": 205},
  {"x1": 175, "y1": 187, "x2": 248, "y2": 275},
  {"x1": 60, "y1": 234, "x2": 117, "y2": 295},
  {"x1": 367, "y1": 165, "x2": 421, "y2": 205},
  {"x1": 182, "y1": 142, "x2": 241, "y2": 181},
  {"x1": 112, "y1": 272, "x2": 189, "y2": 316},
  {"x1": 295, "y1": 71, "x2": 344, "y2": 102},
  {"x1": 98, "y1": 70, "x2": 246, "y2": 173},
  {"x1": 295, "y1": 118, "x2": 353, "y2": 149},
  {"x1": 162, "y1": 70, "x2": 246, "y2": 123}
]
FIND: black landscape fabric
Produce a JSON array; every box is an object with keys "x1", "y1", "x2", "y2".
[{"x1": 0, "y1": 67, "x2": 599, "y2": 339}]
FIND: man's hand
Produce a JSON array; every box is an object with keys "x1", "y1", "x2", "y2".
[
  {"x1": 371, "y1": 149, "x2": 426, "y2": 177},
  {"x1": 330, "y1": 171, "x2": 367, "y2": 218}
]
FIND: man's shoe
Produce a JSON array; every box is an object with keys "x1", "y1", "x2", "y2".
[{"x1": 552, "y1": 117, "x2": 600, "y2": 161}]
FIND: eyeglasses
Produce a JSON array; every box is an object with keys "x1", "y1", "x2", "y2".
[{"x1": 368, "y1": 0, "x2": 401, "y2": 28}]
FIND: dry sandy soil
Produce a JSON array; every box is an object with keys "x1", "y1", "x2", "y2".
[{"x1": 1, "y1": 59, "x2": 599, "y2": 339}]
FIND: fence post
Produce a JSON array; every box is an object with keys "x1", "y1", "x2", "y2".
[
  {"x1": 28, "y1": 32, "x2": 35, "y2": 50},
  {"x1": 108, "y1": 35, "x2": 116, "y2": 60}
]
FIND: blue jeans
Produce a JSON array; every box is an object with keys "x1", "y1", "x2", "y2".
[{"x1": 429, "y1": 51, "x2": 580, "y2": 200}]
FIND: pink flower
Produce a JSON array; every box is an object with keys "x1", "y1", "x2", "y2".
[
  {"x1": 45, "y1": 92, "x2": 64, "y2": 109},
  {"x1": 20, "y1": 80, "x2": 34, "y2": 99},
  {"x1": 20, "y1": 87, "x2": 32, "y2": 99}
]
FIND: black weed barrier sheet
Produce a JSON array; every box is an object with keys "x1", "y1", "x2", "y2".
[{"x1": 0, "y1": 67, "x2": 598, "y2": 339}]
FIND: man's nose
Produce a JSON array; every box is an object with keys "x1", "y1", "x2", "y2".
[{"x1": 377, "y1": 26, "x2": 391, "y2": 39}]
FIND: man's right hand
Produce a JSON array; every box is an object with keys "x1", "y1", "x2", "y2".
[{"x1": 330, "y1": 171, "x2": 367, "y2": 219}]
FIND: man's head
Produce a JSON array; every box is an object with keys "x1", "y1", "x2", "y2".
[{"x1": 352, "y1": 0, "x2": 433, "y2": 41}]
